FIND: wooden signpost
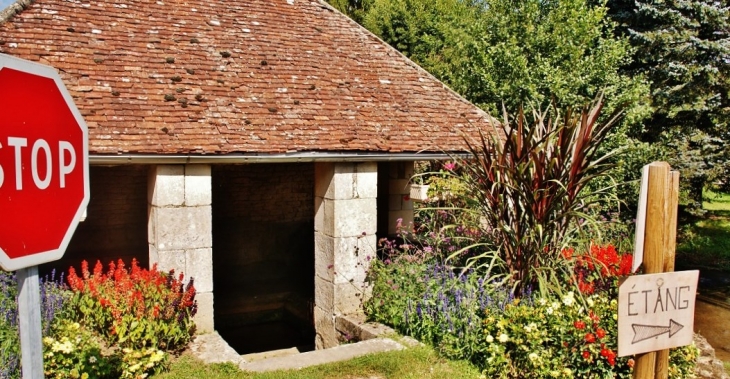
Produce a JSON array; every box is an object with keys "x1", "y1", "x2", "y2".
[{"x1": 619, "y1": 162, "x2": 697, "y2": 379}]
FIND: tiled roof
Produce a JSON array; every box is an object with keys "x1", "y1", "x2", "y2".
[{"x1": 0, "y1": 0, "x2": 493, "y2": 155}]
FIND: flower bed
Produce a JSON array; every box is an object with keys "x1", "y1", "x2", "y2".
[
  {"x1": 0, "y1": 259, "x2": 197, "y2": 379},
  {"x1": 365, "y1": 244, "x2": 699, "y2": 378}
]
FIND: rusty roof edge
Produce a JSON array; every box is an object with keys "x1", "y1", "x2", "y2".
[{"x1": 88, "y1": 151, "x2": 471, "y2": 165}]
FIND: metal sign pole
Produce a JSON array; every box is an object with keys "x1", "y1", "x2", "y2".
[{"x1": 16, "y1": 266, "x2": 44, "y2": 379}]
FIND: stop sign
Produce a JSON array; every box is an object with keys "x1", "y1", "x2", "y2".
[{"x1": 0, "y1": 54, "x2": 89, "y2": 271}]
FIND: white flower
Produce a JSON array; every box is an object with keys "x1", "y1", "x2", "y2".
[
  {"x1": 528, "y1": 352, "x2": 539, "y2": 361},
  {"x1": 562, "y1": 292, "x2": 575, "y2": 307},
  {"x1": 551, "y1": 301, "x2": 560, "y2": 310},
  {"x1": 524, "y1": 324, "x2": 532, "y2": 333},
  {"x1": 89, "y1": 356, "x2": 97, "y2": 364},
  {"x1": 539, "y1": 298, "x2": 547, "y2": 306},
  {"x1": 586, "y1": 297, "x2": 595, "y2": 307},
  {"x1": 486, "y1": 334, "x2": 494, "y2": 343},
  {"x1": 498, "y1": 333, "x2": 509, "y2": 343},
  {"x1": 546, "y1": 307, "x2": 554, "y2": 315}
]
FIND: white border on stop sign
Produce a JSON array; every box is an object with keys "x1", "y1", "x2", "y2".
[{"x1": 0, "y1": 53, "x2": 90, "y2": 271}]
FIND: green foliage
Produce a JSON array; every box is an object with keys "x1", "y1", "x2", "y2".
[
  {"x1": 605, "y1": 0, "x2": 730, "y2": 210},
  {"x1": 66, "y1": 259, "x2": 197, "y2": 353},
  {"x1": 365, "y1": 242, "x2": 699, "y2": 378},
  {"x1": 43, "y1": 320, "x2": 119, "y2": 379},
  {"x1": 327, "y1": 0, "x2": 372, "y2": 24},
  {"x1": 119, "y1": 347, "x2": 168, "y2": 379},
  {"x1": 677, "y1": 190, "x2": 730, "y2": 271},
  {"x1": 456, "y1": 99, "x2": 623, "y2": 294}
]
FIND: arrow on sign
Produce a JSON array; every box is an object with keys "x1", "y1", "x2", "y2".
[{"x1": 632, "y1": 319, "x2": 684, "y2": 344}]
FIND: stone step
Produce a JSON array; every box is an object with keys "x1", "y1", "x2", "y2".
[{"x1": 238, "y1": 338, "x2": 405, "y2": 373}]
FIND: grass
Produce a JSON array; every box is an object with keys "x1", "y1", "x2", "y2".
[
  {"x1": 676, "y1": 189, "x2": 730, "y2": 271},
  {"x1": 153, "y1": 345, "x2": 482, "y2": 379}
]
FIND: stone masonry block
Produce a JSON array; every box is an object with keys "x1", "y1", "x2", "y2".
[
  {"x1": 148, "y1": 244, "x2": 159, "y2": 267},
  {"x1": 314, "y1": 233, "x2": 335, "y2": 282},
  {"x1": 314, "y1": 196, "x2": 324, "y2": 234},
  {"x1": 402, "y1": 196, "x2": 414, "y2": 211},
  {"x1": 333, "y1": 235, "x2": 376, "y2": 285},
  {"x1": 334, "y1": 282, "x2": 366, "y2": 315},
  {"x1": 193, "y1": 291, "x2": 214, "y2": 334},
  {"x1": 149, "y1": 206, "x2": 212, "y2": 250},
  {"x1": 184, "y1": 165, "x2": 212, "y2": 206},
  {"x1": 314, "y1": 162, "x2": 334, "y2": 198},
  {"x1": 322, "y1": 198, "x2": 376, "y2": 238},
  {"x1": 314, "y1": 305, "x2": 337, "y2": 349},
  {"x1": 315, "y1": 162, "x2": 377, "y2": 200},
  {"x1": 155, "y1": 249, "x2": 186, "y2": 276},
  {"x1": 350, "y1": 162, "x2": 377, "y2": 199},
  {"x1": 388, "y1": 194, "x2": 402, "y2": 211},
  {"x1": 388, "y1": 179, "x2": 410, "y2": 195},
  {"x1": 185, "y1": 248, "x2": 213, "y2": 293},
  {"x1": 316, "y1": 234, "x2": 376, "y2": 284},
  {"x1": 148, "y1": 165, "x2": 185, "y2": 207},
  {"x1": 389, "y1": 161, "x2": 414, "y2": 180},
  {"x1": 315, "y1": 274, "x2": 334, "y2": 314}
]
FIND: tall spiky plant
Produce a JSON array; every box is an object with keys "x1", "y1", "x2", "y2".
[{"x1": 456, "y1": 96, "x2": 624, "y2": 295}]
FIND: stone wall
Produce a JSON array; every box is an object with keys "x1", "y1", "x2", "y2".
[
  {"x1": 148, "y1": 165, "x2": 214, "y2": 333},
  {"x1": 695, "y1": 333, "x2": 730, "y2": 379},
  {"x1": 314, "y1": 162, "x2": 378, "y2": 349},
  {"x1": 41, "y1": 165, "x2": 148, "y2": 276}
]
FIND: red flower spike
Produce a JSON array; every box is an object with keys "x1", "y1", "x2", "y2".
[{"x1": 585, "y1": 333, "x2": 596, "y2": 343}]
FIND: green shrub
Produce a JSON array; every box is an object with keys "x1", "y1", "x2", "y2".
[
  {"x1": 456, "y1": 99, "x2": 623, "y2": 295},
  {"x1": 366, "y1": 243, "x2": 699, "y2": 378},
  {"x1": 66, "y1": 259, "x2": 197, "y2": 353},
  {"x1": 43, "y1": 320, "x2": 118, "y2": 379}
]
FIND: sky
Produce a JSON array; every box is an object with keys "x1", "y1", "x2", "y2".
[{"x1": 0, "y1": 0, "x2": 13, "y2": 10}]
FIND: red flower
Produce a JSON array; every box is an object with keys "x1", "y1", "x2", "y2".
[
  {"x1": 585, "y1": 333, "x2": 596, "y2": 343},
  {"x1": 582, "y1": 351, "x2": 591, "y2": 360},
  {"x1": 562, "y1": 248, "x2": 574, "y2": 259},
  {"x1": 619, "y1": 254, "x2": 633, "y2": 276},
  {"x1": 574, "y1": 320, "x2": 586, "y2": 330},
  {"x1": 596, "y1": 328, "x2": 606, "y2": 339}
]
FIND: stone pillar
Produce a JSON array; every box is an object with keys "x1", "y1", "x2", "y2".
[
  {"x1": 314, "y1": 162, "x2": 377, "y2": 349},
  {"x1": 387, "y1": 162, "x2": 415, "y2": 235},
  {"x1": 148, "y1": 164, "x2": 214, "y2": 333}
]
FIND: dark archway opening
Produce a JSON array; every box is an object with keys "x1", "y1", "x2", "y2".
[
  {"x1": 212, "y1": 163, "x2": 315, "y2": 354},
  {"x1": 40, "y1": 165, "x2": 149, "y2": 279}
]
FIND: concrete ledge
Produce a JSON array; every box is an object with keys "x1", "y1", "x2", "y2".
[
  {"x1": 335, "y1": 313, "x2": 396, "y2": 341},
  {"x1": 239, "y1": 338, "x2": 404, "y2": 373},
  {"x1": 187, "y1": 332, "x2": 245, "y2": 366}
]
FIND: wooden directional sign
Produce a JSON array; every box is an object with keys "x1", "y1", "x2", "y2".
[{"x1": 618, "y1": 270, "x2": 699, "y2": 357}]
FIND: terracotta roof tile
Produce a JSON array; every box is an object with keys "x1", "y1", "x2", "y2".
[{"x1": 0, "y1": 0, "x2": 494, "y2": 155}]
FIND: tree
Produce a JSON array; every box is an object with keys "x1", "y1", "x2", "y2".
[
  {"x1": 359, "y1": 0, "x2": 648, "y2": 117},
  {"x1": 604, "y1": 0, "x2": 730, "y2": 209},
  {"x1": 355, "y1": 0, "x2": 652, "y2": 209}
]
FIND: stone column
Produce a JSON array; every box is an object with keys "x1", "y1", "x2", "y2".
[
  {"x1": 388, "y1": 162, "x2": 415, "y2": 235},
  {"x1": 314, "y1": 162, "x2": 377, "y2": 349},
  {"x1": 148, "y1": 164, "x2": 214, "y2": 333}
]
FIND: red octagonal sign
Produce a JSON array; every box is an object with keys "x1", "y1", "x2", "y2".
[{"x1": 0, "y1": 54, "x2": 89, "y2": 271}]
